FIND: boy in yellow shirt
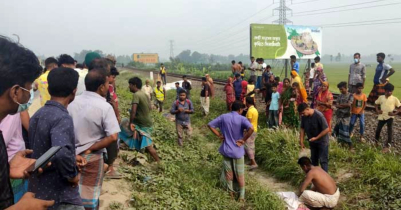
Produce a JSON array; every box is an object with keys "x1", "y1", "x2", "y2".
[
  {"x1": 374, "y1": 83, "x2": 401, "y2": 153},
  {"x1": 245, "y1": 97, "x2": 258, "y2": 170}
]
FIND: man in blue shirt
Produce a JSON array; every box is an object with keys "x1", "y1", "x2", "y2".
[
  {"x1": 291, "y1": 55, "x2": 300, "y2": 74},
  {"x1": 29, "y1": 68, "x2": 85, "y2": 210},
  {"x1": 175, "y1": 82, "x2": 184, "y2": 100},
  {"x1": 208, "y1": 101, "x2": 254, "y2": 201},
  {"x1": 170, "y1": 90, "x2": 194, "y2": 146},
  {"x1": 368, "y1": 52, "x2": 395, "y2": 104},
  {"x1": 233, "y1": 74, "x2": 243, "y2": 100}
]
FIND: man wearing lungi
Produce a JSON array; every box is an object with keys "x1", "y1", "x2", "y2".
[
  {"x1": 208, "y1": 100, "x2": 254, "y2": 202},
  {"x1": 68, "y1": 68, "x2": 121, "y2": 210},
  {"x1": 368, "y1": 52, "x2": 395, "y2": 104}
]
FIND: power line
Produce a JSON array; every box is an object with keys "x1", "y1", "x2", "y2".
[
  {"x1": 294, "y1": 2, "x2": 400, "y2": 17},
  {"x1": 323, "y1": 20, "x2": 401, "y2": 28},
  {"x1": 316, "y1": 17, "x2": 401, "y2": 27},
  {"x1": 292, "y1": 0, "x2": 320, "y2": 5},
  {"x1": 293, "y1": 0, "x2": 388, "y2": 14}
]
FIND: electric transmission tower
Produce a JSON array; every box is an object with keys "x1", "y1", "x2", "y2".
[
  {"x1": 169, "y1": 40, "x2": 175, "y2": 58},
  {"x1": 273, "y1": 0, "x2": 293, "y2": 25}
]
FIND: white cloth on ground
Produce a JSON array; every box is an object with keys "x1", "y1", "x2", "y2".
[{"x1": 299, "y1": 188, "x2": 340, "y2": 208}]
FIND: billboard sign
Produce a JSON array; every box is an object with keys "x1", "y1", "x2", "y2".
[
  {"x1": 133, "y1": 53, "x2": 159, "y2": 64},
  {"x1": 250, "y1": 24, "x2": 322, "y2": 59}
]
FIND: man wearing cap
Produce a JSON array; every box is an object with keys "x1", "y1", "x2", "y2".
[{"x1": 160, "y1": 63, "x2": 167, "y2": 85}]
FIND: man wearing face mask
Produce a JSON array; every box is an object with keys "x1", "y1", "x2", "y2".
[
  {"x1": 348, "y1": 53, "x2": 366, "y2": 94},
  {"x1": 0, "y1": 36, "x2": 55, "y2": 209}
]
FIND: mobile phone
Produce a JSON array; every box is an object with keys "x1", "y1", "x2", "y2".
[{"x1": 28, "y1": 146, "x2": 61, "y2": 173}]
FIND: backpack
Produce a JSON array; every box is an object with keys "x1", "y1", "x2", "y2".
[{"x1": 176, "y1": 99, "x2": 192, "y2": 110}]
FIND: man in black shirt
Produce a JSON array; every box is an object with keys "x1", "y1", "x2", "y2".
[
  {"x1": 0, "y1": 36, "x2": 54, "y2": 209},
  {"x1": 298, "y1": 103, "x2": 330, "y2": 172},
  {"x1": 182, "y1": 75, "x2": 192, "y2": 99}
]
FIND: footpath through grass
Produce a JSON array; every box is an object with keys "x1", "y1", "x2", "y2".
[{"x1": 115, "y1": 71, "x2": 285, "y2": 209}]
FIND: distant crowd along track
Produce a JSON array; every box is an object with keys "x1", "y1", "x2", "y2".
[{"x1": 125, "y1": 67, "x2": 379, "y2": 112}]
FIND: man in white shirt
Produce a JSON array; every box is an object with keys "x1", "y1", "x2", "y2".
[
  {"x1": 248, "y1": 57, "x2": 258, "y2": 81},
  {"x1": 142, "y1": 80, "x2": 153, "y2": 101}
]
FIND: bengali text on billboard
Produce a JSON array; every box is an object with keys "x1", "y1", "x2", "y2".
[{"x1": 250, "y1": 24, "x2": 322, "y2": 59}]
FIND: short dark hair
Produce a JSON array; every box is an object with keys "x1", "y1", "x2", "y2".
[
  {"x1": 231, "y1": 60, "x2": 235, "y2": 64},
  {"x1": 377, "y1": 52, "x2": 386, "y2": 59},
  {"x1": 354, "y1": 53, "x2": 361, "y2": 57},
  {"x1": 314, "y1": 56, "x2": 321, "y2": 62},
  {"x1": 110, "y1": 67, "x2": 119, "y2": 76},
  {"x1": 311, "y1": 63, "x2": 315, "y2": 68},
  {"x1": 175, "y1": 82, "x2": 179, "y2": 85},
  {"x1": 272, "y1": 83, "x2": 278, "y2": 88},
  {"x1": 85, "y1": 68, "x2": 108, "y2": 92},
  {"x1": 356, "y1": 83, "x2": 363, "y2": 88},
  {"x1": 238, "y1": 61, "x2": 243, "y2": 64},
  {"x1": 297, "y1": 102, "x2": 309, "y2": 113},
  {"x1": 57, "y1": 54, "x2": 75, "y2": 66},
  {"x1": 290, "y1": 55, "x2": 296, "y2": 59},
  {"x1": 45, "y1": 57, "x2": 58, "y2": 68},
  {"x1": 337, "y1": 81, "x2": 347, "y2": 89},
  {"x1": 202, "y1": 77, "x2": 207, "y2": 81},
  {"x1": 128, "y1": 77, "x2": 143, "y2": 89},
  {"x1": 76, "y1": 63, "x2": 84, "y2": 69},
  {"x1": 156, "y1": 81, "x2": 161, "y2": 84},
  {"x1": 178, "y1": 89, "x2": 187, "y2": 95},
  {"x1": 292, "y1": 82, "x2": 299, "y2": 87},
  {"x1": 0, "y1": 36, "x2": 42, "y2": 96},
  {"x1": 266, "y1": 65, "x2": 271, "y2": 69},
  {"x1": 298, "y1": 156, "x2": 312, "y2": 167},
  {"x1": 384, "y1": 83, "x2": 394, "y2": 92},
  {"x1": 246, "y1": 97, "x2": 255, "y2": 106},
  {"x1": 232, "y1": 100, "x2": 244, "y2": 111},
  {"x1": 89, "y1": 58, "x2": 110, "y2": 75},
  {"x1": 283, "y1": 78, "x2": 290, "y2": 83},
  {"x1": 251, "y1": 56, "x2": 255, "y2": 59},
  {"x1": 275, "y1": 76, "x2": 280, "y2": 82},
  {"x1": 48, "y1": 67, "x2": 79, "y2": 97},
  {"x1": 248, "y1": 78, "x2": 254, "y2": 83},
  {"x1": 182, "y1": 75, "x2": 187, "y2": 78}
]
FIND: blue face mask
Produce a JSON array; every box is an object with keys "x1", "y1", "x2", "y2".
[
  {"x1": 16, "y1": 87, "x2": 34, "y2": 113},
  {"x1": 354, "y1": 59, "x2": 359, "y2": 64}
]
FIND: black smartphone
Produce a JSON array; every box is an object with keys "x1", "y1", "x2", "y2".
[{"x1": 28, "y1": 146, "x2": 61, "y2": 173}]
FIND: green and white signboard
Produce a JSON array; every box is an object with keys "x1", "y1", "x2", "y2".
[{"x1": 250, "y1": 24, "x2": 322, "y2": 59}]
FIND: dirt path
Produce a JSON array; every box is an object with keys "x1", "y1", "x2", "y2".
[{"x1": 249, "y1": 168, "x2": 295, "y2": 192}]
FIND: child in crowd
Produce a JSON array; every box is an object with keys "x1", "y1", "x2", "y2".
[
  {"x1": 240, "y1": 79, "x2": 248, "y2": 103},
  {"x1": 349, "y1": 83, "x2": 367, "y2": 142},
  {"x1": 154, "y1": 81, "x2": 166, "y2": 113},
  {"x1": 333, "y1": 82, "x2": 354, "y2": 151},
  {"x1": 374, "y1": 83, "x2": 401, "y2": 153},
  {"x1": 268, "y1": 83, "x2": 280, "y2": 128},
  {"x1": 275, "y1": 76, "x2": 283, "y2": 94}
]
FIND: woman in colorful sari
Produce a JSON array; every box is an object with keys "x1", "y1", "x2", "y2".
[
  {"x1": 315, "y1": 81, "x2": 334, "y2": 133},
  {"x1": 224, "y1": 77, "x2": 235, "y2": 111},
  {"x1": 280, "y1": 78, "x2": 299, "y2": 128},
  {"x1": 312, "y1": 67, "x2": 327, "y2": 108}
]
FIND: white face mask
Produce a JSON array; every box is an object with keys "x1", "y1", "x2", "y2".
[
  {"x1": 15, "y1": 87, "x2": 34, "y2": 113},
  {"x1": 354, "y1": 58, "x2": 359, "y2": 64}
]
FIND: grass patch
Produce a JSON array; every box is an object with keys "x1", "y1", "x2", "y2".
[{"x1": 116, "y1": 71, "x2": 285, "y2": 209}]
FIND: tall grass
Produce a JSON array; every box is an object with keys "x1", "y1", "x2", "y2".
[{"x1": 116, "y1": 71, "x2": 285, "y2": 209}]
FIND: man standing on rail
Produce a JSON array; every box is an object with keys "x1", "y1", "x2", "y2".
[
  {"x1": 160, "y1": 63, "x2": 167, "y2": 85},
  {"x1": 248, "y1": 56, "x2": 258, "y2": 81},
  {"x1": 368, "y1": 53, "x2": 395, "y2": 104},
  {"x1": 348, "y1": 53, "x2": 366, "y2": 94},
  {"x1": 231, "y1": 60, "x2": 242, "y2": 75},
  {"x1": 291, "y1": 55, "x2": 300, "y2": 74},
  {"x1": 208, "y1": 100, "x2": 254, "y2": 202}
]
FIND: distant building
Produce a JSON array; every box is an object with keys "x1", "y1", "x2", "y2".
[{"x1": 133, "y1": 53, "x2": 159, "y2": 64}]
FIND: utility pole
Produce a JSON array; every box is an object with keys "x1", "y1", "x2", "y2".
[
  {"x1": 273, "y1": 0, "x2": 293, "y2": 78},
  {"x1": 169, "y1": 40, "x2": 174, "y2": 59}
]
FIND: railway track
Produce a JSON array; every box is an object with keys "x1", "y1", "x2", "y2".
[{"x1": 125, "y1": 66, "x2": 379, "y2": 111}]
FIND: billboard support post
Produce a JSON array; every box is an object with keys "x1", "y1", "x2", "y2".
[{"x1": 285, "y1": 59, "x2": 288, "y2": 78}]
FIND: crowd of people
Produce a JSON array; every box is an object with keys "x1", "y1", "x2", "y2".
[{"x1": 1, "y1": 33, "x2": 400, "y2": 210}]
